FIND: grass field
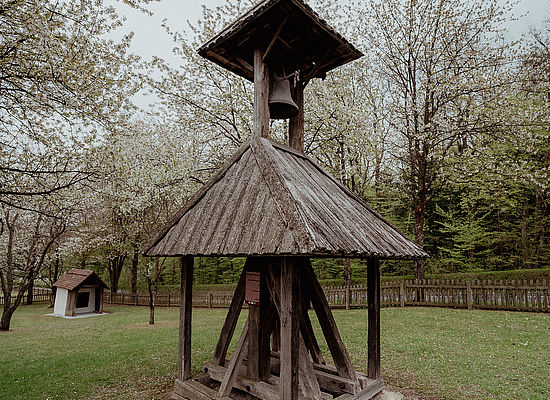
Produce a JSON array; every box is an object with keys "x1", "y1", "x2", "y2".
[{"x1": 1, "y1": 305, "x2": 548, "y2": 400}]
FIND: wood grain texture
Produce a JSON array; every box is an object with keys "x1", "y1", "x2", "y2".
[
  {"x1": 289, "y1": 82, "x2": 304, "y2": 153},
  {"x1": 178, "y1": 257, "x2": 194, "y2": 381},
  {"x1": 145, "y1": 136, "x2": 427, "y2": 259},
  {"x1": 280, "y1": 258, "x2": 300, "y2": 400},
  {"x1": 254, "y1": 47, "x2": 270, "y2": 138},
  {"x1": 367, "y1": 258, "x2": 380, "y2": 380}
]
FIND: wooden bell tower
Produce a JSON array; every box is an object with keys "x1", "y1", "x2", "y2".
[{"x1": 143, "y1": 1, "x2": 428, "y2": 399}]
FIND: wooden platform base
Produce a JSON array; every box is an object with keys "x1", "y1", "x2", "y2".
[{"x1": 171, "y1": 360, "x2": 383, "y2": 400}]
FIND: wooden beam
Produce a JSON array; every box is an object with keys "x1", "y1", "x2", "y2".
[
  {"x1": 219, "y1": 319, "x2": 249, "y2": 397},
  {"x1": 299, "y1": 287, "x2": 325, "y2": 365},
  {"x1": 254, "y1": 47, "x2": 270, "y2": 138},
  {"x1": 289, "y1": 81, "x2": 304, "y2": 153},
  {"x1": 302, "y1": 259, "x2": 358, "y2": 383},
  {"x1": 367, "y1": 258, "x2": 381, "y2": 380},
  {"x1": 280, "y1": 258, "x2": 300, "y2": 400},
  {"x1": 212, "y1": 262, "x2": 248, "y2": 365},
  {"x1": 262, "y1": 18, "x2": 288, "y2": 63},
  {"x1": 178, "y1": 256, "x2": 194, "y2": 381}
]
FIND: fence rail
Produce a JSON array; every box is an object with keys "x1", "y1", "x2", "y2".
[
  {"x1": 102, "y1": 279, "x2": 549, "y2": 313},
  {"x1": 4, "y1": 280, "x2": 548, "y2": 312},
  {"x1": 0, "y1": 288, "x2": 52, "y2": 306}
]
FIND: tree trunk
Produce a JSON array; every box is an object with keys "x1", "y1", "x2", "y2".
[
  {"x1": 108, "y1": 253, "x2": 126, "y2": 293},
  {"x1": 0, "y1": 306, "x2": 15, "y2": 331},
  {"x1": 343, "y1": 258, "x2": 352, "y2": 310},
  {"x1": 534, "y1": 188, "x2": 546, "y2": 268},
  {"x1": 147, "y1": 276, "x2": 155, "y2": 325},
  {"x1": 50, "y1": 286, "x2": 57, "y2": 308},
  {"x1": 131, "y1": 246, "x2": 138, "y2": 294},
  {"x1": 26, "y1": 279, "x2": 34, "y2": 305},
  {"x1": 413, "y1": 178, "x2": 427, "y2": 280},
  {"x1": 521, "y1": 194, "x2": 530, "y2": 267}
]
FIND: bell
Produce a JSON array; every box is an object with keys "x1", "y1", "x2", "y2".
[{"x1": 269, "y1": 76, "x2": 299, "y2": 119}]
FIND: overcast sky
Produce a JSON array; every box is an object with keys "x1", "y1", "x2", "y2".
[{"x1": 111, "y1": 0, "x2": 550, "y2": 109}]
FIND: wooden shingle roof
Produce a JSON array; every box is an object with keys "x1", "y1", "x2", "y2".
[
  {"x1": 53, "y1": 269, "x2": 108, "y2": 291},
  {"x1": 197, "y1": 0, "x2": 363, "y2": 82},
  {"x1": 143, "y1": 137, "x2": 427, "y2": 260}
]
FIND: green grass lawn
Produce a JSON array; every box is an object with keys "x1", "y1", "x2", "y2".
[{"x1": 1, "y1": 305, "x2": 548, "y2": 400}]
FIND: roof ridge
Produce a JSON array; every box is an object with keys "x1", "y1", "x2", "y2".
[
  {"x1": 142, "y1": 139, "x2": 253, "y2": 255},
  {"x1": 249, "y1": 136, "x2": 315, "y2": 253}
]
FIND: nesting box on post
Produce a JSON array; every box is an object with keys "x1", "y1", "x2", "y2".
[{"x1": 143, "y1": 1, "x2": 428, "y2": 399}]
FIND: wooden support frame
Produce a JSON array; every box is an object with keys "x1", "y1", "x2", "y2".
[
  {"x1": 367, "y1": 258, "x2": 381, "y2": 380},
  {"x1": 178, "y1": 256, "x2": 194, "y2": 381},
  {"x1": 213, "y1": 262, "x2": 248, "y2": 365},
  {"x1": 302, "y1": 259, "x2": 359, "y2": 384},
  {"x1": 219, "y1": 319, "x2": 250, "y2": 397}
]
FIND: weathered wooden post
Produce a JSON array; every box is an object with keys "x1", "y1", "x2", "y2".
[{"x1": 177, "y1": 256, "x2": 194, "y2": 382}]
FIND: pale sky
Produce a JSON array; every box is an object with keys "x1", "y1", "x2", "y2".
[{"x1": 111, "y1": 0, "x2": 550, "y2": 109}]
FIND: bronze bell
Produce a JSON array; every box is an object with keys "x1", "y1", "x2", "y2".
[{"x1": 269, "y1": 76, "x2": 299, "y2": 119}]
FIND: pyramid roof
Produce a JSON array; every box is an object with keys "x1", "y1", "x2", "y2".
[
  {"x1": 143, "y1": 137, "x2": 427, "y2": 259},
  {"x1": 197, "y1": 0, "x2": 363, "y2": 82}
]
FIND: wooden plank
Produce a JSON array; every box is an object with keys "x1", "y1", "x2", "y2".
[
  {"x1": 219, "y1": 319, "x2": 249, "y2": 397},
  {"x1": 212, "y1": 263, "x2": 248, "y2": 365},
  {"x1": 280, "y1": 257, "x2": 300, "y2": 400},
  {"x1": 178, "y1": 256, "x2": 194, "y2": 381},
  {"x1": 298, "y1": 336, "x2": 323, "y2": 399},
  {"x1": 254, "y1": 47, "x2": 270, "y2": 138},
  {"x1": 350, "y1": 379, "x2": 384, "y2": 400},
  {"x1": 174, "y1": 378, "x2": 222, "y2": 400},
  {"x1": 367, "y1": 258, "x2": 380, "y2": 380},
  {"x1": 270, "y1": 354, "x2": 359, "y2": 394},
  {"x1": 302, "y1": 259, "x2": 358, "y2": 383}
]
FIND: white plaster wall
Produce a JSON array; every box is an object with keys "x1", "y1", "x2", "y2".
[
  {"x1": 53, "y1": 288, "x2": 68, "y2": 315},
  {"x1": 75, "y1": 288, "x2": 95, "y2": 314}
]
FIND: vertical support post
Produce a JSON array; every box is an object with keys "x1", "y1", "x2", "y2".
[
  {"x1": 289, "y1": 81, "x2": 304, "y2": 152},
  {"x1": 178, "y1": 256, "x2": 194, "y2": 381},
  {"x1": 247, "y1": 262, "x2": 272, "y2": 382},
  {"x1": 280, "y1": 258, "x2": 300, "y2": 400},
  {"x1": 367, "y1": 257, "x2": 381, "y2": 380},
  {"x1": 254, "y1": 47, "x2": 270, "y2": 138}
]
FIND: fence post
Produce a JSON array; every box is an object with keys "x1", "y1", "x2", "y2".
[
  {"x1": 110, "y1": 291, "x2": 112, "y2": 304},
  {"x1": 209, "y1": 293, "x2": 213, "y2": 309},
  {"x1": 467, "y1": 281, "x2": 472, "y2": 310},
  {"x1": 168, "y1": 294, "x2": 171, "y2": 308},
  {"x1": 122, "y1": 293, "x2": 125, "y2": 306},
  {"x1": 400, "y1": 281, "x2": 405, "y2": 307}
]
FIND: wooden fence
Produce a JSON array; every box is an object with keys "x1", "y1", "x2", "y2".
[
  {"x1": 103, "y1": 279, "x2": 549, "y2": 312},
  {"x1": 0, "y1": 287, "x2": 52, "y2": 306}
]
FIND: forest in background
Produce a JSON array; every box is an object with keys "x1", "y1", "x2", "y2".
[{"x1": 1, "y1": 0, "x2": 549, "y2": 329}]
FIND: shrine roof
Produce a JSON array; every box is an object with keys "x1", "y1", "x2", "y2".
[
  {"x1": 53, "y1": 269, "x2": 108, "y2": 291},
  {"x1": 143, "y1": 137, "x2": 428, "y2": 260},
  {"x1": 197, "y1": 0, "x2": 363, "y2": 81}
]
